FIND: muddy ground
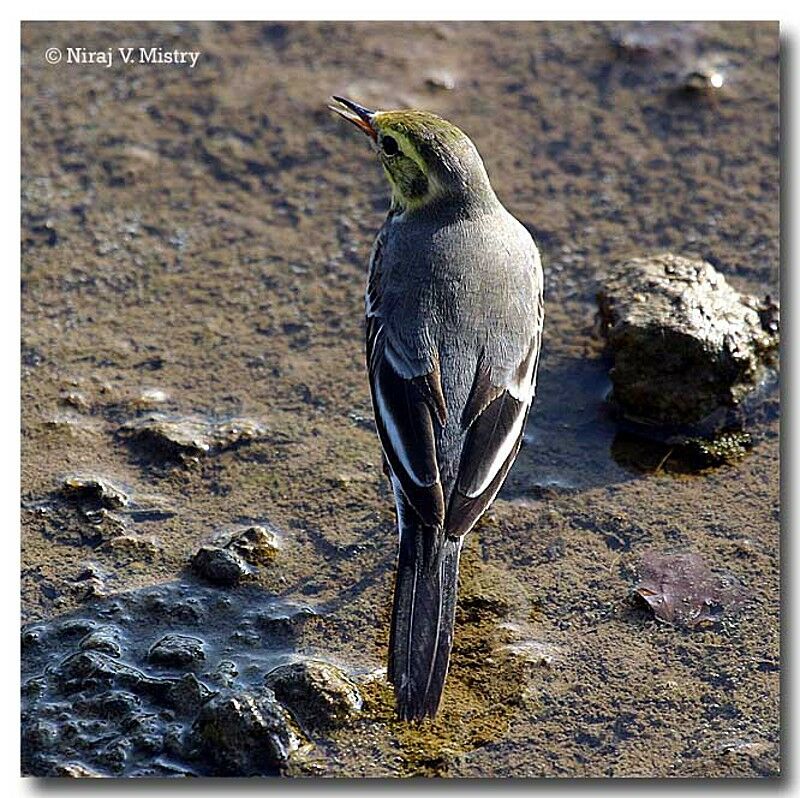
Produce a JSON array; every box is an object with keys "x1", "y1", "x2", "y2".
[{"x1": 21, "y1": 21, "x2": 780, "y2": 777}]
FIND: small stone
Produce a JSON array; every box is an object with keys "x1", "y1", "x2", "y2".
[
  {"x1": 76, "y1": 578, "x2": 108, "y2": 600},
  {"x1": 79, "y1": 627, "x2": 122, "y2": 658},
  {"x1": 61, "y1": 475, "x2": 129, "y2": 510},
  {"x1": 120, "y1": 414, "x2": 265, "y2": 462},
  {"x1": 76, "y1": 690, "x2": 140, "y2": 721},
  {"x1": 205, "y1": 659, "x2": 239, "y2": 687},
  {"x1": 191, "y1": 546, "x2": 252, "y2": 586},
  {"x1": 121, "y1": 415, "x2": 211, "y2": 458},
  {"x1": 210, "y1": 419, "x2": 265, "y2": 448},
  {"x1": 54, "y1": 618, "x2": 97, "y2": 639},
  {"x1": 107, "y1": 534, "x2": 160, "y2": 557},
  {"x1": 597, "y1": 254, "x2": 779, "y2": 428},
  {"x1": 218, "y1": 525, "x2": 280, "y2": 565},
  {"x1": 611, "y1": 28, "x2": 657, "y2": 60},
  {"x1": 21, "y1": 625, "x2": 46, "y2": 651},
  {"x1": 54, "y1": 650, "x2": 143, "y2": 694},
  {"x1": 61, "y1": 391, "x2": 90, "y2": 412},
  {"x1": 191, "y1": 690, "x2": 302, "y2": 775},
  {"x1": 70, "y1": 566, "x2": 110, "y2": 601},
  {"x1": 132, "y1": 388, "x2": 170, "y2": 409},
  {"x1": 500, "y1": 637, "x2": 561, "y2": 667},
  {"x1": 23, "y1": 720, "x2": 60, "y2": 750},
  {"x1": 53, "y1": 762, "x2": 102, "y2": 778},
  {"x1": 148, "y1": 633, "x2": 206, "y2": 668},
  {"x1": 159, "y1": 673, "x2": 215, "y2": 715},
  {"x1": 73, "y1": 562, "x2": 105, "y2": 582},
  {"x1": 424, "y1": 72, "x2": 456, "y2": 91},
  {"x1": 682, "y1": 65, "x2": 726, "y2": 94},
  {"x1": 265, "y1": 659, "x2": 362, "y2": 730}
]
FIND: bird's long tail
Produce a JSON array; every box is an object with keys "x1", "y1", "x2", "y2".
[{"x1": 387, "y1": 499, "x2": 462, "y2": 721}]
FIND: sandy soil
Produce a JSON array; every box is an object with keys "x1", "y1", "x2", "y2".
[{"x1": 21, "y1": 21, "x2": 779, "y2": 777}]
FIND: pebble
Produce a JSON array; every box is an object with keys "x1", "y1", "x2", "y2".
[
  {"x1": 148, "y1": 633, "x2": 206, "y2": 668},
  {"x1": 190, "y1": 690, "x2": 303, "y2": 775},
  {"x1": 265, "y1": 659, "x2": 362, "y2": 730},
  {"x1": 191, "y1": 546, "x2": 253, "y2": 586}
]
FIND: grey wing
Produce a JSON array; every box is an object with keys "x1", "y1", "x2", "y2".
[
  {"x1": 366, "y1": 228, "x2": 448, "y2": 529},
  {"x1": 367, "y1": 220, "x2": 543, "y2": 539},
  {"x1": 445, "y1": 296, "x2": 543, "y2": 539}
]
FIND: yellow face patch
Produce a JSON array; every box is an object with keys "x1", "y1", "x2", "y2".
[
  {"x1": 359, "y1": 109, "x2": 475, "y2": 211},
  {"x1": 372, "y1": 116, "x2": 440, "y2": 210},
  {"x1": 372, "y1": 117, "x2": 428, "y2": 174}
]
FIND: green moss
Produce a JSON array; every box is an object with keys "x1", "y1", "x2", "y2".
[{"x1": 680, "y1": 432, "x2": 753, "y2": 468}]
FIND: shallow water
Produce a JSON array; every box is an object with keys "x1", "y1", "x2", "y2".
[{"x1": 22, "y1": 21, "x2": 779, "y2": 777}]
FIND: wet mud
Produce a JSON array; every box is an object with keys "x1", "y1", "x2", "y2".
[{"x1": 21, "y1": 21, "x2": 779, "y2": 777}]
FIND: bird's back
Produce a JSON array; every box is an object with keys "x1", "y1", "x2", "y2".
[{"x1": 374, "y1": 202, "x2": 543, "y2": 499}]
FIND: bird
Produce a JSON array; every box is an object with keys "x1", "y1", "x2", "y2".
[{"x1": 330, "y1": 96, "x2": 544, "y2": 720}]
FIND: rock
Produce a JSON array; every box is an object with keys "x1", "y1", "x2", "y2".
[
  {"x1": 265, "y1": 659, "x2": 362, "y2": 730},
  {"x1": 191, "y1": 546, "x2": 252, "y2": 586},
  {"x1": 206, "y1": 659, "x2": 239, "y2": 687},
  {"x1": 217, "y1": 525, "x2": 280, "y2": 565},
  {"x1": 131, "y1": 387, "x2": 169, "y2": 409},
  {"x1": 148, "y1": 633, "x2": 206, "y2": 668},
  {"x1": 54, "y1": 618, "x2": 97, "y2": 640},
  {"x1": 53, "y1": 762, "x2": 103, "y2": 778},
  {"x1": 190, "y1": 690, "x2": 302, "y2": 775},
  {"x1": 211, "y1": 419, "x2": 265, "y2": 448},
  {"x1": 79, "y1": 626, "x2": 122, "y2": 658},
  {"x1": 61, "y1": 475, "x2": 129, "y2": 510},
  {"x1": 21, "y1": 625, "x2": 45, "y2": 652},
  {"x1": 70, "y1": 565, "x2": 110, "y2": 602},
  {"x1": 120, "y1": 414, "x2": 265, "y2": 462},
  {"x1": 107, "y1": 534, "x2": 160, "y2": 558},
  {"x1": 54, "y1": 650, "x2": 149, "y2": 694},
  {"x1": 23, "y1": 719, "x2": 60, "y2": 750},
  {"x1": 120, "y1": 415, "x2": 212, "y2": 459},
  {"x1": 74, "y1": 690, "x2": 141, "y2": 721},
  {"x1": 61, "y1": 391, "x2": 91, "y2": 412},
  {"x1": 501, "y1": 637, "x2": 561, "y2": 667},
  {"x1": 424, "y1": 71, "x2": 456, "y2": 91},
  {"x1": 680, "y1": 59, "x2": 727, "y2": 95},
  {"x1": 597, "y1": 254, "x2": 779, "y2": 427},
  {"x1": 160, "y1": 673, "x2": 215, "y2": 714}
]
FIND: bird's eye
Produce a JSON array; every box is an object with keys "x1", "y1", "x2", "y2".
[{"x1": 381, "y1": 135, "x2": 399, "y2": 156}]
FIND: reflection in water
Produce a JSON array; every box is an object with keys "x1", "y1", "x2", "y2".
[
  {"x1": 503, "y1": 354, "x2": 778, "y2": 494},
  {"x1": 502, "y1": 355, "x2": 631, "y2": 498}
]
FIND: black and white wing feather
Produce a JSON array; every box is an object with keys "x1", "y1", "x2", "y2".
[
  {"x1": 365, "y1": 226, "x2": 448, "y2": 529},
  {"x1": 446, "y1": 332, "x2": 541, "y2": 538},
  {"x1": 366, "y1": 223, "x2": 542, "y2": 538}
]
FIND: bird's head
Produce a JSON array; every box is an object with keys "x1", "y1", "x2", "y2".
[{"x1": 330, "y1": 96, "x2": 495, "y2": 213}]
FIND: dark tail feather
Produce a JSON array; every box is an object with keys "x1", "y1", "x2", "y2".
[{"x1": 388, "y1": 504, "x2": 462, "y2": 721}]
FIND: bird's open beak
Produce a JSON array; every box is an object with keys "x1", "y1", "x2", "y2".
[{"x1": 329, "y1": 96, "x2": 378, "y2": 142}]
